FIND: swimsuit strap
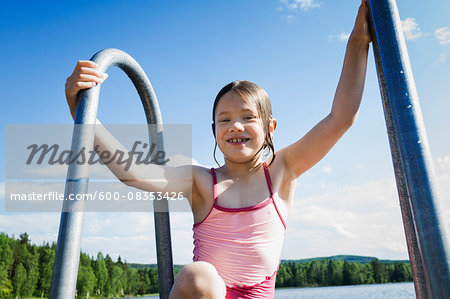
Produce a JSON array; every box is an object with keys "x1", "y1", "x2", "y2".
[
  {"x1": 262, "y1": 162, "x2": 274, "y2": 196},
  {"x1": 210, "y1": 168, "x2": 218, "y2": 204},
  {"x1": 263, "y1": 161, "x2": 287, "y2": 229}
]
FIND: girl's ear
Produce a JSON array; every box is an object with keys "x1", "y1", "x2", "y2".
[
  {"x1": 211, "y1": 123, "x2": 216, "y2": 137},
  {"x1": 269, "y1": 118, "x2": 277, "y2": 136}
]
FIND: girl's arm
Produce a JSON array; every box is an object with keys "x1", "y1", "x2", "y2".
[
  {"x1": 279, "y1": 0, "x2": 371, "y2": 178},
  {"x1": 92, "y1": 119, "x2": 193, "y2": 195},
  {"x1": 65, "y1": 61, "x2": 193, "y2": 196}
]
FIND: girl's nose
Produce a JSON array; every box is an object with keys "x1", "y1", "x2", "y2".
[{"x1": 230, "y1": 120, "x2": 245, "y2": 131}]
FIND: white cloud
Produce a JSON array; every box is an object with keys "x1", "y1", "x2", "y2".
[
  {"x1": 435, "y1": 27, "x2": 450, "y2": 45},
  {"x1": 0, "y1": 211, "x2": 194, "y2": 264},
  {"x1": 0, "y1": 213, "x2": 60, "y2": 244},
  {"x1": 401, "y1": 18, "x2": 422, "y2": 41},
  {"x1": 283, "y1": 155, "x2": 450, "y2": 260},
  {"x1": 1, "y1": 155, "x2": 449, "y2": 264},
  {"x1": 338, "y1": 32, "x2": 350, "y2": 42},
  {"x1": 328, "y1": 32, "x2": 350, "y2": 43},
  {"x1": 80, "y1": 212, "x2": 194, "y2": 263},
  {"x1": 351, "y1": 163, "x2": 365, "y2": 170},
  {"x1": 284, "y1": 176, "x2": 406, "y2": 259},
  {"x1": 279, "y1": 0, "x2": 321, "y2": 12},
  {"x1": 284, "y1": 14, "x2": 295, "y2": 22},
  {"x1": 433, "y1": 52, "x2": 447, "y2": 65},
  {"x1": 436, "y1": 155, "x2": 450, "y2": 169},
  {"x1": 321, "y1": 165, "x2": 332, "y2": 175},
  {"x1": 332, "y1": 223, "x2": 357, "y2": 239}
]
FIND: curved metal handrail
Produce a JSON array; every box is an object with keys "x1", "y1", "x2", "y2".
[{"x1": 49, "y1": 48, "x2": 174, "y2": 298}]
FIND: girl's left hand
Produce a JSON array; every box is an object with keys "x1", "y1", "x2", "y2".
[{"x1": 350, "y1": 0, "x2": 372, "y2": 45}]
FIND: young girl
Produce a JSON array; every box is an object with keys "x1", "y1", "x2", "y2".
[{"x1": 65, "y1": 1, "x2": 371, "y2": 298}]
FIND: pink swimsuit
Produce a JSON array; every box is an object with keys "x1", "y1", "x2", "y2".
[{"x1": 192, "y1": 162, "x2": 287, "y2": 299}]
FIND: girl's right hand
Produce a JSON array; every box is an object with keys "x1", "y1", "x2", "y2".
[
  {"x1": 65, "y1": 60, "x2": 108, "y2": 119},
  {"x1": 350, "y1": 0, "x2": 371, "y2": 45}
]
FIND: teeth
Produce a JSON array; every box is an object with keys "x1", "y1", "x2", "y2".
[{"x1": 229, "y1": 138, "x2": 247, "y2": 143}]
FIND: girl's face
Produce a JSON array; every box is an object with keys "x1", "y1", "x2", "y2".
[{"x1": 214, "y1": 91, "x2": 267, "y2": 164}]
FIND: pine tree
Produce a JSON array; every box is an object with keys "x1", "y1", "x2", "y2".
[
  {"x1": 13, "y1": 263, "x2": 27, "y2": 297},
  {"x1": 77, "y1": 253, "x2": 97, "y2": 298},
  {"x1": 93, "y1": 252, "x2": 109, "y2": 297},
  {"x1": 37, "y1": 243, "x2": 55, "y2": 297},
  {"x1": 0, "y1": 233, "x2": 14, "y2": 296},
  {"x1": 370, "y1": 259, "x2": 387, "y2": 284}
]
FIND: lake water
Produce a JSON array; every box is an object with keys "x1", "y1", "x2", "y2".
[
  {"x1": 274, "y1": 282, "x2": 415, "y2": 298},
  {"x1": 137, "y1": 282, "x2": 415, "y2": 298}
]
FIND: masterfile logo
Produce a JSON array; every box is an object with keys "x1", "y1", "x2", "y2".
[{"x1": 5, "y1": 124, "x2": 192, "y2": 212}]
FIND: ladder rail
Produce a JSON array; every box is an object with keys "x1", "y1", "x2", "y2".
[
  {"x1": 368, "y1": 1, "x2": 450, "y2": 297},
  {"x1": 49, "y1": 48, "x2": 174, "y2": 299}
]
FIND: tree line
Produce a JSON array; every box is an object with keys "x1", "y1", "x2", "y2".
[
  {"x1": 0, "y1": 232, "x2": 161, "y2": 298},
  {"x1": 1, "y1": 232, "x2": 413, "y2": 298},
  {"x1": 275, "y1": 258, "x2": 412, "y2": 288}
]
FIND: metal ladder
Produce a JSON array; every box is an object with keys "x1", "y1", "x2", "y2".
[
  {"x1": 49, "y1": 0, "x2": 450, "y2": 297},
  {"x1": 368, "y1": 0, "x2": 450, "y2": 297},
  {"x1": 49, "y1": 48, "x2": 174, "y2": 299}
]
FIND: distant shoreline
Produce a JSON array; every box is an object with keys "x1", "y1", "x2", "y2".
[{"x1": 0, "y1": 232, "x2": 412, "y2": 298}]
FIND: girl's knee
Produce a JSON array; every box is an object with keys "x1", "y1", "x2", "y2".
[
  {"x1": 178, "y1": 262, "x2": 225, "y2": 291},
  {"x1": 169, "y1": 261, "x2": 226, "y2": 299}
]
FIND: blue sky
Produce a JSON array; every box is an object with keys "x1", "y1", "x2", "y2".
[{"x1": 1, "y1": 0, "x2": 449, "y2": 264}]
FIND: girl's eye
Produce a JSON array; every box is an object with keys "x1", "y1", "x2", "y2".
[
  {"x1": 219, "y1": 119, "x2": 229, "y2": 123},
  {"x1": 245, "y1": 115, "x2": 256, "y2": 120}
]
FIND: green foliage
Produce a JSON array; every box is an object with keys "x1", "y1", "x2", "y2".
[
  {"x1": 76, "y1": 253, "x2": 97, "y2": 298},
  {"x1": 275, "y1": 257, "x2": 413, "y2": 288},
  {"x1": 0, "y1": 232, "x2": 164, "y2": 298},
  {"x1": 93, "y1": 252, "x2": 109, "y2": 296},
  {"x1": 12, "y1": 263, "x2": 27, "y2": 297},
  {"x1": 0, "y1": 232, "x2": 414, "y2": 297},
  {"x1": 0, "y1": 233, "x2": 14, "y2": 297},
  {"x1": 37, "y1": 243, "x2": 55, "y2": 297}
]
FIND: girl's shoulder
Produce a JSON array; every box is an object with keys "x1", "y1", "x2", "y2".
[
  {"x1": 192, "y1": 164, "x2": 213, "y2": 181},
  {"x1": 272, "y1": 147, "x2": 302, "y2": 181},
  {"x1": 191, "y1": 164, "x2": 214, "y2": 196},
  {"x1": 190, "y1": 165, "x2": 216, "y2": 218},
  {"x1": 266, "y1": 151, "x2": 298, "y2": 205},
  {"x1": 266, "y1": 152, "x2": 290, "y2": 179}
]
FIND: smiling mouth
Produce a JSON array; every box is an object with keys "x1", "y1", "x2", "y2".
[{"x1": 227, "y1": 138, "x2": 250, "y2": 143}]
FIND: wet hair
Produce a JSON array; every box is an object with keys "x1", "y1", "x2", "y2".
[{"x1": 211, "y1": 80, "x2": 276, "y2": 166}]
